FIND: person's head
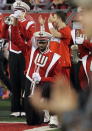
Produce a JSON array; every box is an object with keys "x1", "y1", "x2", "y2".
[
  {"x1": 12, "y1": 0, "x2": 30, "y2": 19},
  {"x1": 75, "y1": 0, "x2": 92, "y2": 38},
  {"x1": 34, "y1": 31, "x2": 52, "y2": 52},
  {"x1": 52, "y1": 11, "x2": 66, "y2": 28},
  {"x1": 53, "y1": 11, "x2": 66, "y2": 23},
  {"x1": 37, "y1": 39, "x2": 49, "y2": 52}
]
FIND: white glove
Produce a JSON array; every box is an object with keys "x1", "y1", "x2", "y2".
[
  {"x1": 32, "y1": 72, "x2": 41, "y2": 83},
  {"x1": 75, "y1": 35, "x2": 84, "y2": 44},
  {"x1": 4, "y1": 15, "x2": 15, "y2": 25},
  {"x1": 10, "y1": 10, "x2": 23, "y2": 18}
]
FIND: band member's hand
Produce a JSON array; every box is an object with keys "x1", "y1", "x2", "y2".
[
  {"x1": 10, "y1": 16, "x2": 18, "y2": 26},
  {"x1": 32, "y1": 72, "x2": 41, "y2": 83},
  {"x1": 38, "y1": 15, "x2": 46, "y2": 25},
  {"x1": 75, "y1": 34, "x2": 85, "y2": 44},
  {"x1": 4, "y1": 15, "x2": 18, "y2": 26},
  {"x1": 71, "y1": 44, "x2": 79, "y2": 64}
]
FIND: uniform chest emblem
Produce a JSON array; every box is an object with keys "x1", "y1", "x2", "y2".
[{"x1": 34, "y1": 53, "x2": 48, "y2": 67}]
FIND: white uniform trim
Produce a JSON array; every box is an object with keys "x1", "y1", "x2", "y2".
[
  {"x1": 8, "y1": 26, "x2": 22, "y2": 54},
  {"x1": 81, "y1": 55, "x2": 89, "y2": 83},
  {"x1": 26, "y1": 21, "x2": 35, "y2": 30},
  {"x1": 10, "y1": 40, "x2": 22, "y2": 54},
  {"x1": 45, "y1": 53, "x2": 61, "y2": 77},
  {"x1": 90, "y1": 61, "x2": 92, "y2": 71},
  {"x1": 26, "y1": 46, "x2": 37, "y2": 81},
  {"x1": 37, "y1": 53, "x2": 42, "y2": 63},
  {"x1": 51, "y1": 37, "x2": 61, "y2": 43},
  {"x1": 71, "y1": 29, "x2": 76, "y2": 44},
  {"x1": 10, "y1": 44, "x2": 22, "y2": 54}
]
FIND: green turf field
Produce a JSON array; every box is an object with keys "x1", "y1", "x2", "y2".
[
  {"x1": 0, "y1": 98, "x2": 26, "y2": 122},
  {"x1": 0, "y1": 98, "x2": 62, "y2": 131}
]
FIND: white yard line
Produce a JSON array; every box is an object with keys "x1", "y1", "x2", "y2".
[{"x1": 24, "y1": 126, "x2": 57, "y2": 131}]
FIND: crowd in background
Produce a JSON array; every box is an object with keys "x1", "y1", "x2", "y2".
[{"x1": 0, "y1": 0, "x2": 76, "y2": 10}]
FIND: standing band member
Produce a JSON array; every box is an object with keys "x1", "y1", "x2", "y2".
[{"x1": 2, "y1": 0, "x2": 35, "y2": 117}]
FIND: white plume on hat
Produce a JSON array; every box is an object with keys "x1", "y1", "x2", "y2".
[{"x1": 12, "y1": 0, "x2": 30, "y2": 11}]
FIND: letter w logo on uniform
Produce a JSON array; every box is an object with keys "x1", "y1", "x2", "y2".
[{"x1": 34, "y1": 53, "x2": 48, "y2": 67}]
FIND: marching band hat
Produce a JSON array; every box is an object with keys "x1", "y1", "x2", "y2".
[
  {"x1": 12, "y1": 0, "x2": 30, "y2": 12},
  {"x1": 34, "y1": 31, "x2": 52, "y2": 42}
]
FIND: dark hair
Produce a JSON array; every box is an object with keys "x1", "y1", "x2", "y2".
[{"x1": 55, "y1": 11, "x2": 66, "y2": 23}]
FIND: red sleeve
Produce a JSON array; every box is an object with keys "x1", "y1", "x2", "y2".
[
  {"x1": 1, "y1": 23, "x2": 9, "y2": 39},
  {"x1": 83, "y1": 40, "x2": 92, "y2": 50},
  {"x1": 11, "y1": 25, "x2": 31, "y2": 53},
  {"x1": 59, "y1": 26, "x2": 71, "y2": 39},
  {"x1": 41, "y1": 77, "x2": 54, "y2": 82},
  {"x1": 25, "y1": 23, "x2": 35, "y2": 41},
  {"x1": 78, "y1": 40, "x2": 92, "y2": 58}
]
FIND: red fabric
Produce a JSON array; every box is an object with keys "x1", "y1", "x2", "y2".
[
  {"x1": 18, "y1": 16, "x2": 35, "y2": 41},
  {"x1": 0, "y1": 123, "x2": 47, "y2": 131},
  {"x1": 86, "y1": 55, "x2": 92, "y2": 79},
  {"x1": 79, "y1": 40, "x2": 92, "y2": 58},
  {"x1": 0, "y1": 14, "x2": 4, "y2": 39},
  {"x1": 59, "y1": 25, "x2": 71, "y2": 46},
  {"x1": 58, "y1": 26, "x2": 71, "y2": 67},
  {"x1": 79, "y1": 62, "x2": 88, "y2": 89},
  {"x1": 11, "y1": 25, "x2": 68, "y2": 82},
  {"x1": 78, "y1": 40, "x2": 92, "y2": 89},
  {"x1": 50, "y1": 41, "x2": 59, "y2": 54},
  {"x1": 0, "y1": 20, "x2": 3, "y2": 38},
  {"x1": 79, "y1": 55, "x2": 92, "y2": 89},
  {"x1": 1, "y1": 16, "x2": 35, "y2": 53},
  {"x1": 50, "y1": 26, "x2": 71, "y2": 67}
]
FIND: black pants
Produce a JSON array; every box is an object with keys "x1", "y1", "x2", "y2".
[
  {"x1": 70, "y1": 62, "x2": 90, "y2": 110},
  {"x1": 9, "y1": 52, "x2": 25, "y2": 112},
  {"x1": 24, "y1": 78, "x2": 51, "y2": 125},
  {"x1": 70, "y1": 62, "x2": 81, "y2": 92}
]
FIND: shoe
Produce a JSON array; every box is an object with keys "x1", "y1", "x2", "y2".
[
  {"x1": 10, "y1": 112, "x2": 20, "y2": 117},
  {"x1": 49, "y1": 115, "x2": 59, "y2": 128},
  {"x1": 43, "y1": 110, "x2": 50, "y2": 123},
  {"x1": 21, "y1": 112, "x2": 26, "y2": 117}
]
